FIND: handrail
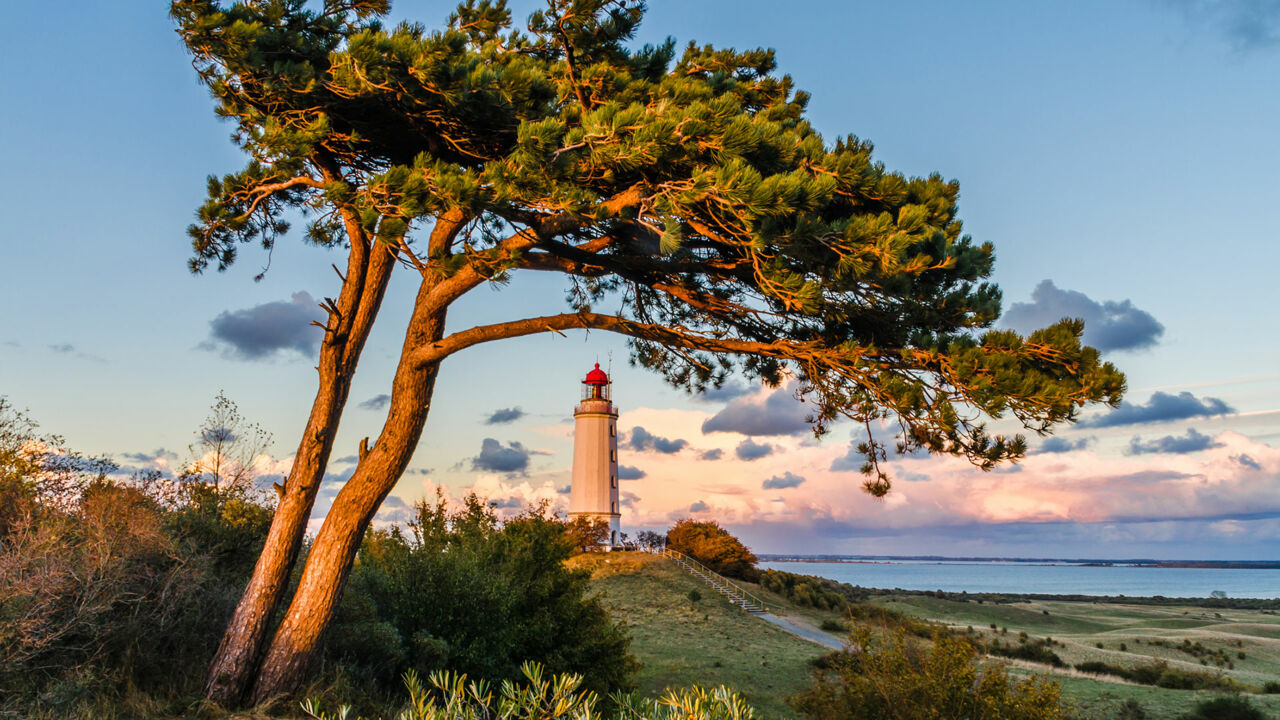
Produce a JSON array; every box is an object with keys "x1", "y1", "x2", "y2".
[{"x1": 653, "y1": 547, "x2": 768, "y2": 613}]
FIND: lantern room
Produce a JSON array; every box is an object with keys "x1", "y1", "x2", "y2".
[{"x1": 581, "y1": 362, "x2": 612, "y2": 401}]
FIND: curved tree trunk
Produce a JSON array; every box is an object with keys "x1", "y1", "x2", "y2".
[
  {"x1": 248, "y1": 303, "x2": 447, "y2": 704},
  {"x1": 204, "y1": 237, "x2": 395, "y2": 707}
]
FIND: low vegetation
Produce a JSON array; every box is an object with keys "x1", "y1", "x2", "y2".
[
  {"x1": 326, "y1": 495, "x2": 636, "y2": 704},
  {"x1": 302, "y1": 663, "x2": 758, "y2": 720},
  {"x1": 794, "y1": 627, "x2": 1066, "y2": 720}
]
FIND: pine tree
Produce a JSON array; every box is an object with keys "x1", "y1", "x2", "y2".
[{"x1": 172, "y1": 0, "x2": 1125, "y2": 704}]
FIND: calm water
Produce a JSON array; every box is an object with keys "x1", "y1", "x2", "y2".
[{"x1": 758, "y1": 560, "x2": 1280, "y2": 599}]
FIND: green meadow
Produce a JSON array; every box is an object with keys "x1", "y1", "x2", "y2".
[{"x1": 582, "y1": 553, "x2": 1280, "y2": 719}]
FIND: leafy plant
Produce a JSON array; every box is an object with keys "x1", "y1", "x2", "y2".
[
  {"x1": 326, "y1": 495, "x2": 636, "y2": 697},
  {"x1": 794, "y1": 627, "x2": 1065, "y2": 720},
  {"x1": 301, "y1": 662, "x2": 756, "y2": 720}
]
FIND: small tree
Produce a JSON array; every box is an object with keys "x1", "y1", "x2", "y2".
[
  {"x1": 186, "y1": 391, "x2": 274, "y2": 498},
  {"x1": 636, "y1": 530, "x2": 665, "y2": 550},
  {"x1": 666, "y1": 519, "x2": 757, "y2": 580},
  {"x1": 563, "y1": 516, "x2": 610, "y2": 553}
]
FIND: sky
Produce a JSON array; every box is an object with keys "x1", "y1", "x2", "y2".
[{"x1": 2, "y1": 0, "x2": 1279, "y2": 560}]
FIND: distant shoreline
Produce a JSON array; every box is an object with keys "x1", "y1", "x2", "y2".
[{"x1": 758, "y1": 555, "x2": 1280, "y2": 570}]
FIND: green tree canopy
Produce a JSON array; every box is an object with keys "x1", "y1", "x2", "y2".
[
  {"x1": 173, "y1": 0, "x2": 1125, "y2": 703},
  {"x1": 174, "y1": 0, "x2": 1123, "y2": 494}
]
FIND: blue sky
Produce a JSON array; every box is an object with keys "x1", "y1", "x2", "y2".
[{"x1": 2, "y1": 1, "x2": 1278, "y2": 559}]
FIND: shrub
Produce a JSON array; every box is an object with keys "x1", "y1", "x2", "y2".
[
  {"x1": 1177, "y1": 696, "x2": 1265, "y2": 720},
  {"x1": 820, "y1": 619, "x2": 846, "y2": 633},
  {"x1": 665, "y1": 519, "x2": 758, "y2": 580},
  {"x1": 758, "y1": 569, "x2": 859, "y2": 611},
  {"x1": 1117, "y1": 698, "x2": 1148, "y2": 720},
  {"x1": 0, "y1": 398, "x2": 277, "y2": 709},
  {"x1": 1262, "y1": 680, "x2": 1280, "y2": 693},
  {"x1": 987, "y1": 638, "x2": 1064, "y2": 667},
  {"x1": 1072, "y1": 660, "x2": 1242, "y2": 692},
  {"x1": 688, "y1": 589, "x2": 702, "y2": 603},
  {"x1": 794, "y1": 627, "x2": 1065, "y2": 720},
  {"x1": 326, "y1": 495, "x2": 637, "y2": 698}
]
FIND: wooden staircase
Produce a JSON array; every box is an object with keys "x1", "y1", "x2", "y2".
[{"x1": 656, "y1": 547, "x2": 768, "y2": 614}]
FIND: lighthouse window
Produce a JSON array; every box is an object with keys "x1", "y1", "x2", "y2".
[
  {"x1": 612, "y1": 501, "x2": 618, "y2": 513},
  {"x1": 611, "y1": 475, "x2": 616, "y2": 488},
  {"x1": 609, "y1": 424, "x2": 616, "y2": 437},
  {"x1": 610, "y1": 449, "x2": 616, "y2": 462}
]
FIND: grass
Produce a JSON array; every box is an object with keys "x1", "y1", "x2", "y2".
[
  {"x1": 871, "y1": 593, "x2": 1280, "y2": 719},
  {"x1": 574, "y1": 553, "x2": 833, "y2": 719},
  {"x1": 581, "y1": 556, "x2": 1280, "y2": 719}
]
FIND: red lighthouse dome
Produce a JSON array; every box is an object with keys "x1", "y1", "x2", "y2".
[{"x1": 583, "y1": 362, "x2": 609, "y2": 386}]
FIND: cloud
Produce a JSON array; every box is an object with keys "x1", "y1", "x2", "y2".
[
  {"x1": 735, "y1": 438, "x2": 775, "y2": 461},
  {"x1": 1161, "y1": 0, "x2": 1280, "y2": 52},
  {"x1": 375, "y1": 495, "x2": 414, "y2": 524},
  {"x1": 702, "y1": 385, "x2": 812, "y2": 436},
  {"x1": 627, "y1": 426, "x2": 688, "y2": 454},
  {"x1": 693, "y1": 381, "x2": 753, "y2": 403},
  {"x1": 1002, "y1": 280, "x2": 1164, "y2": 352},
  {"x1": 618, "y1": 464, "x2": 647, "y2": 480},
  {"x1": 830, "y1": 429, "x2": 928, "y2": 471},
  {"x1": 470, "y1": 438, "x2": 537, "y2": 474},
  {"x1": 1127, "y1": 428, "x2": 1224, "y2": 455},
  {"x1": 689, "y1": 501, "x2": 709, "y2": 513},
  {"x1": 1232, "y1": 454, "x2": 1262, "y2": 471},
  {"x1": 1034, "y1": 436, "x2": 1094, "y2": 454},
  {"x1": 359, "y1": 394, "x2": 390, "y2": 411},
  {"x1": 46, "y1": 342, "x2": 106, "y2": 363},
  {"x1": 1079, "y1": 391, "x2": 1234, "y2": 428},
  {"x1": 202, "y1": 291, "x2": 323, "y2": 360},
  {"x1": 116, "y1": 448, "x2": 180, "y2": 475},
  {"x1": 763, "y1": 471, "x2": 806, "y2": 489},
  {"x1": 699, "y1": 448, "x2": 724, "y2": 461},
  {"x1": 485, "y1": 407, "x2": 526, "y2": 425}
]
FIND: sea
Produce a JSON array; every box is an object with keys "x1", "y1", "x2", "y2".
[{"x1": 757, "y1": 559, "x2": 1280, "y2": 599}]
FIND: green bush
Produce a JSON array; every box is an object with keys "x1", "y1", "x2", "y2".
[
  {"x1": 1072, "y1": 659, "x2": 1242, "y2": 691},
  {"x1": 758, "y1": 569, "x2": 863, "y2": 611},
  {"x1": 819, "y1": 619, "x2": 846, "y2": 633},
  {"x1": 987, "y1": 637, "x2": 1064, "y2": 667},
  {"x1": 1117, "y1": 698, "x2": 1147, "y2": 720},
  {"x1": 794, "y1": 627, "x2": 1065, "y2": 720},
  {"x1": 1176, "y1": 696, "x2": 1265, "y2": 720},
  {"x1": 326, "y1": 495, "x2": 637, "y2": 699}
]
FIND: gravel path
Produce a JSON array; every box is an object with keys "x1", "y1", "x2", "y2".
[{"x1": 756, "y1": 612, "x2": 845, "y2": 650}]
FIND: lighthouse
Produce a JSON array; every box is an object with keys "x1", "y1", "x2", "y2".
[{"x1": 569, "y1": 363, "x2": 621, "y2": 546}]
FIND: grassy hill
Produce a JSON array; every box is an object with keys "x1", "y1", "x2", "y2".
[
  {"x1": 572, "y1": 552, "x2": 830, "y2": 719},
  {"x1": 580, "y1": 553, "x2": 1280, "y2": 719}
]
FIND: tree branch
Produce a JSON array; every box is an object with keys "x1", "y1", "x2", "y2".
[{"x1": 410, "y1": 311, "x2": 804, "y2": 367}]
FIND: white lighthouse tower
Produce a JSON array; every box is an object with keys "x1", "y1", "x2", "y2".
[{"x1": 569, "y1": 363, "x2": 621, "y2": 546}]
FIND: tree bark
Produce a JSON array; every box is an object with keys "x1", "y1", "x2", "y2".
[
  {"x1": 204, "y1": 234, "x2": 395, "y2": 707},
  {"x1": 248, "y1": 297, "x2": 448, "y2": 704}
]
